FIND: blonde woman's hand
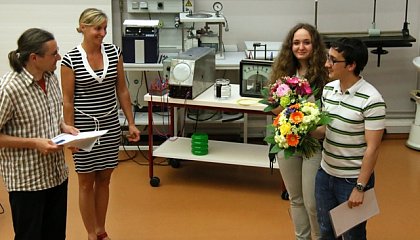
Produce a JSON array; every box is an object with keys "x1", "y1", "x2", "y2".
[
  {"x1": 61, "y1": 122, "x2": 80, "y2": 135},
  {"x1": 127, "y1": 124, "x2": 141, "y2": 142}
]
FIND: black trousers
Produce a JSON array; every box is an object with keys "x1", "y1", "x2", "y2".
[{"x1": 9, "y1": 179, "x2": 68, "y2": 240}]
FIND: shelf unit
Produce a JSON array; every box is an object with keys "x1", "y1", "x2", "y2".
[
  {"x1": 144, "y1": 84, "x2": 273, "y2": 186},
  {"x1": 154, "y1": 137, "x2": 272, "y2": 168}
]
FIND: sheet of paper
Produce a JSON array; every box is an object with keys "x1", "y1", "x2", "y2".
[
  {"x1": 329, "y1": 188, "x2": 380, "y2": 237},
  {"x1": 52, "y1": 130, "x2": 108, "y2": 152}
]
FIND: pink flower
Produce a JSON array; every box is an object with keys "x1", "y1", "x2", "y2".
[
  {"x1": 276, "y1": 83, "x2": 291, "y2": 97},
  {"x1": 285, "y1": 76, "x2": 299, "y2": 87},
  {"x1": 296, "y1": 81, "x2": 312, "y2": 96}
]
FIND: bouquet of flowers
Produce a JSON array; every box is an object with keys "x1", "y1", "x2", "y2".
[
  {"x1": 260, "y1": 76, "x2": 330, "y2": 159},
  {"x1": 259, "y1": 76, "x2": 315, "y2": 113},
  {"x1": 264, "y1": 101, "x2": 331, "y2": 159}
]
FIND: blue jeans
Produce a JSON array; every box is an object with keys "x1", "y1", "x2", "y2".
[{"x1": 315, "y1": 168, "x2": 374, "y2": 240}]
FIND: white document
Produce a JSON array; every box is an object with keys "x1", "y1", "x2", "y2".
[
  {"x1": 329, "y1": 188, "x2": 380, "y2": 237},
  {"x1": 52, "y1": 130, "x2": 108, "y2": 152}
]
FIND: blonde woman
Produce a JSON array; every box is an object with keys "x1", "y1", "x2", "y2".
[{"x1": 61, "y1": 8, "x2": 140, "y2": 240}]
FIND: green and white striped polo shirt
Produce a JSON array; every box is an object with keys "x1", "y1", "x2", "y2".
[{"x1": 321, "y1": 78, "x2": 386, "y2": 178}]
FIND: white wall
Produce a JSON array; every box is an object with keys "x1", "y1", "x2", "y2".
[
  {"x1": 1, "y1": 0, "x2": 417, "y2": 132},
  {"x1": 0, "y1": 0, "x2": 113, "y2": 79},
  {"x1": 113, "y1": 0, "x2": 419, "y2": 123}
]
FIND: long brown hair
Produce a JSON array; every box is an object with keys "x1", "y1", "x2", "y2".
[{"x1": 270, "y1": 23, "x2": 328, "y2": 99}]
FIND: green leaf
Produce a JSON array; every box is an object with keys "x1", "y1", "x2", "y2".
[
  {"x1": 270, "y1": 144, "x2": 281, "y2": 154},
  {"x1": 306, "y1": 125, "x2": 317, "y2": 132},
  {"x1": 318, "y1": 114, "x2": 332, "y2": 125},
  {"x1": 259, "y1": 99, "x2": 270, "y2": 105},
  {"x1": 263, "y1": 105, "x2": 275, "y2": 112},
  {"x1": 266, "y1": 124, "x2": 275, "y2": 132},
  {"x1": 261, "y1": 88, "x2": 270, "y2": 98},
  {"x1": 263, "y1": 135, "x2": 275, "y2": 144},
  {"x1": 312, "y1": 87, "x2": 320, "y2": 99},
  {"x1": 315, "y1": 99, "x2": 322, "y2": 108}
]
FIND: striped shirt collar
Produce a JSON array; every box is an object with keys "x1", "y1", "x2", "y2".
[{"x1": 331, "y1": 77, "x2": 366, "y2": 96}]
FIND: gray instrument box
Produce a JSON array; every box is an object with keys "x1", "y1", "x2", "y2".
[{"x1": 168, "y1": 47, "x2": 215, "y2": 99}]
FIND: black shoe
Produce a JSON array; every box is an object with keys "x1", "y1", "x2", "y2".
[{"x1": 281, "y1": 190, "x2": 289, "y2": 200}]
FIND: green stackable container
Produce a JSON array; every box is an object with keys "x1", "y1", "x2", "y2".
[{"x1": 191, "y1": 133, "x2": 208, "y2": 155}]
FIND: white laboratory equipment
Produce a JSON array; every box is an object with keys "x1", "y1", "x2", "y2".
[
  {"x1": 168, "y1": 47, "x2": 215, "y2": 99},
  {"x1": 406, "y1": 57, "x2": 420, "y2": 150},
  {"x1": 179, "y1": 2, "x2": 228, "y2": 58}
]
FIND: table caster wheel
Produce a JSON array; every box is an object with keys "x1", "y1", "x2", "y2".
[
  {"x1": 168, "y1": 159, "x2": 181, "y2": 168},
  {"x1": 281, "y1": 190, "x2": 289, "y2": 200},
  {"x1": 150, "y1": 176, "x2": 160, "y2": 187}
]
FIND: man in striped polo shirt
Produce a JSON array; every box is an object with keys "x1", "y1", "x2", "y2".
[{"x1": 313, "y1": 38, "x2": 386, "y2": 239}]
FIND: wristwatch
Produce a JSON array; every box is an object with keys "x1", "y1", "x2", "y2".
[{"x1": 355, "y1": 183, "x2": 365, "y2": 192}]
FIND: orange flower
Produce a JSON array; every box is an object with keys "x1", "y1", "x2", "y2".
[
  {"x1": 286, "y1": 133, "x2": 300, "y2": 146},
  {"x1": 290, "y1": 111, "x2": 304, "y2": 124},
  {"x1": 273, "y1": 114, "x2": 281, "y2": 126},
  {"x1": 289, "y1": 103, "x2": 300, "y2": 109}
]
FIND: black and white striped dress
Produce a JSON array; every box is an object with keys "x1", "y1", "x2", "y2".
[{"x1": 61, "y1": 43, "x2": 121, "y2": 173}]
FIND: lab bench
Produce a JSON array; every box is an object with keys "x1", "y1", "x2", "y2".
[
  {"x1": 120, "y1": 51, "x2": 248, "y2": 151},
  {"x1": 144, "y1": 84, "x2": 274, "y2": 187}
]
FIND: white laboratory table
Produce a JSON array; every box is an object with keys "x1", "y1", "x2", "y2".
[
  {"x1": 144, "y1": 84, "x2": 275, "y2": 187},
  {"x1": 123, "y1": 51, "x2": 246, "y2": 71},
  {"x1": 122, "y1": 51, "x2": 246, "y2": 153}
]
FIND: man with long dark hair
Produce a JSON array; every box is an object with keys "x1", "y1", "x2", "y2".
[{"x1": 0, "y1": 28, "x2": 78, "y2": 240}]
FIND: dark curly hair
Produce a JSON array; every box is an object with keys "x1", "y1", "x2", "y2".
[{"x1": 270, "y1": 23, "x2": 329, "y2": 99}]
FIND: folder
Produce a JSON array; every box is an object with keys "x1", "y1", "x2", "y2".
[{"x1": 329, "y1": 188, "x2": 380, "y2": 237}]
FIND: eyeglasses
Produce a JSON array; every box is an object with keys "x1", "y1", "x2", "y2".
[
  {"x1": 326, "y1": 54, "x2": 346, "y2": 65},
  {"x1": 36, "y1": 48, "x2": 60, "y2": 58},
  {"x1": 50, "y1": 51, "x2": 60, "y2": 58},
  {"x1": 46, "y1": 50, "x2": 60, "y2": 58}
]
